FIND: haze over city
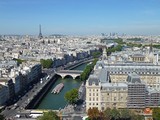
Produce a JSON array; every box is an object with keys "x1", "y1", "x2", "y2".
[
  {"x1": 1, "y1": 0, "x2": 160, "y2": 120},
  {"x1": 0, "y1": 0, "x2": 160, "y2": 35}
]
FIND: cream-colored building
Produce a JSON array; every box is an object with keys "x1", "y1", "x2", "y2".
[
  {"x1": 101, "y1": 83, "x2": 128, "y2": 110},
  {"x1": 95, "y1": 60, "x2": 160, "y2": 89},
  {"x1": 86, "y1": 67, "x2": 128, "y2": 111},
  {"x1": 86, "y1": 47, "x2": 160, "y2": 111},
  {"x1": 106, "y1": 64, "x2": 160, "y2": 89},
  {"x1": 86, "y1": 76, "x2": 101, "y2": 110},
  {"x1": 86, "y1": 60, "x2": 160, "y2": 111}
]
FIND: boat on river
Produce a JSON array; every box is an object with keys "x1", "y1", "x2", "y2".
[{"x1": 51, "y1": 83, "x2": 64, "y2": 94}]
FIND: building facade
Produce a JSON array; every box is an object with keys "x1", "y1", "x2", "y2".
[
  {"x1": 127, "y1": 73, "x2": 146, "y2": 108},
  {"x1": 0, "y1": 84, "x2": 9, "y2": 106},
  {"x1": 86, "y1": 60, "x2": 160, "y2": 111}
]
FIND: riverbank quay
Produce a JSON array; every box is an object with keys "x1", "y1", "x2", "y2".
[
  {"x1": 26, "y1": 73, "x2": 57, "y2": 109},
  {"x1": 25, "y1": 58, "x2": 94, "y2": 110},
  {"x1": 2, "y1": 57, "x2": 94, "y2": 119},
  {"x1": 64, "y1": 57, "x2": 94, "y2": 70},
  {"x1": 2, "y1": 73, "x2": 57, "y2": 119}
]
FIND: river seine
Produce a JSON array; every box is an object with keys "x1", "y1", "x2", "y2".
[{"x1": 36, "y1": 63, "x2": 88, "y2": 110}]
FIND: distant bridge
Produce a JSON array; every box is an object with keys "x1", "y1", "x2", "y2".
[{"x1": 55, "y1": 70, "x2": 83, "y2": 79}]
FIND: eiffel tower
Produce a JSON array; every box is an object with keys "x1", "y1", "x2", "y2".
[{"x1": 38, "y1": 24, "x2": 43, "y2": 39}]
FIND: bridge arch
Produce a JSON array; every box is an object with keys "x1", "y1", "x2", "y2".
[
  {"x1": 55, "y1": 74, "x2": 63, "y2": 79},
  {"x1": 75, "y1": 76, "x2": 80, "y2": 79},
  {"x1": 63, "y1": 75, "x2": 74, "y2": 79},
  {"x1": 55, "y1": 70, "x2": 83, "y2": 80}
]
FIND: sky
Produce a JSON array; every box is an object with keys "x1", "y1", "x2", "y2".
[{"x1": 0, "y1": 0, "x2": 160, "y2": 35}]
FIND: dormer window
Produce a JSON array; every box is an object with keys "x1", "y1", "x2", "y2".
[{"x1": 93, "y1": 81, "x2": 95, "y2": 85}]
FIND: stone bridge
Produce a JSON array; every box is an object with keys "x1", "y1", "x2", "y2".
[{"x1": 55, "y1": 70, "x2": 83, "y2": 79}]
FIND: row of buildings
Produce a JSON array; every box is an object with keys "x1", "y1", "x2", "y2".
[
  {"x1": 0, "y1": 62, "x2": 42, "y2": 106},
  {"x1": 86, "y1": 47, "x2": 160, "y2": 111},
  {"x1": 0, "y1": 35, "x2": 102, "y2": 107}
]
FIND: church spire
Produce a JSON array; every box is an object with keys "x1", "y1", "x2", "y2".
[{"x1": 102, "y1": 47, "x2": 107, "y2": 60}]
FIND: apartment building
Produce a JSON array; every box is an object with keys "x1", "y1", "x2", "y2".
[{"x1": 86, "y1": 60, "x2": 160, "y2": 111}]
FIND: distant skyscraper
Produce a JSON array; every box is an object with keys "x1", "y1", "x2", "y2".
[{"x1": 38, "y1": 24, "x2": 43, "y2": 39}]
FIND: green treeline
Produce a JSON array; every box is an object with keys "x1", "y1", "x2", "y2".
[
  {"x1": 37, "y1": 111, "x2": 60, "y2": 120},
  {"x1": 106, "y1": 38, "x2": 144, "y2": 54},
  {"x1": 101, "y1": 38, "x2": 125, "y2": 45},
  {"x1": 152, "y1": 107, "x2": 160, "y2": 120},
  {"x1": 106, "y1": 45, "x2": 123, "y2": 53},
  {"x1": 13, "y1": 58, "x2": 26, "y2": 65},
  {"x1": 127, "y1": 38, "x2": 142, "y2": 41},
  {"x1": 151, "y1": 44, "x2": 160, "y2": 49},
  {"x1": 80, "y1": 58, "x2": 98, "y2": 81},
  {"x1": 126, "y1": 42, "x2": 142, "y2": 48},
  {"x1": 40, "y1": 59, "x2": 53, "y2": 68},
  {"x1": 112, "y1": 38, "x2": 142, "y2": 47},
  {"x1": 113, "y1": 38, "x2": 125, "y2": 44},
  {"x1": 91, "y1": 51, "x2": 102, "y2": 58},
  {"x1": 87, "y1": 107, "x2": 144, "y2": 120}
]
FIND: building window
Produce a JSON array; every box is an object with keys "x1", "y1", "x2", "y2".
[
  {"x1": 97, "y1": 103, "x2": 98, "y2": 105},
  {"x1": 89, "y1": 98, "x2": 91, "y2": 101},
  {"x1": 93, "y1": 93, "x2": 95, "y2": 96},
  {"x1": 93, "y1": 98, "x2": 95, "y2": 101},
  {"x1": 97, "y1": 98, "x2": 98, "y2": 101},
  {"x1": 89, "y1": 93, "x2": 91, "y2": 96},
  {"x1": 97, "y1": 93, "x2": 98, "y2": 96},
  {"x1": 93, "y1": 103, "x2": 95, "y2": 105},
  {"x1": 121, "y1": 96, "x2": 123, "y2": 100}
]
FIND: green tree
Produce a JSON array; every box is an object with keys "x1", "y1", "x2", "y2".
[
  {"x1": 87, "y1": 107, "x2": 100, "y2": 120},
  {"x1": 152, "y1": 108, "x2": 160, "y2": 120},
  {"x1": 40, "y1": 59, "x2": 53, "y2": 68},
  {"x1": 37, "y1": 111, "x2": 60, "y2": 120},
  {"x1": 130, "y1": 111, "x2": 144, "y2": 120},
  {"x1": 13, "y1": 58, "x2": 26, "y2": 65},
  {"x1": 130, "y1": 114, "x2": 144, "y2": 120},
  {"x1": 104, "y1": 107, "x2": 111, "y2": 120},
  {"x1": 64, "y1": 88, "x2": 78, "y2": 104},
  {"x1": 126, "y1": 42, "x2": 142, "y2": 48},
  {"x1": 92, "y1": 51, "x2": 101, "y2": 58},
  {"x1": 152, "y1": 44, "x2": 160, "y2": 49},
  {"x1": 119, "y1": 109, "x2": 131, "y2": 120},
  {"x1": 110, "y1": 108, "x2": 120, "y2": 120},
  {"x1": 80, "y1": 58, "x2": 98, "y2": 81},
  {"x1": 106, "y1": 45, "x2": 123, "y2": 53},
  {"x1": 93, "y1": 58, "x2": 98, "y2": 65}
]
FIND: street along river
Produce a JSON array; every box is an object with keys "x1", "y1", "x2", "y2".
[{"x1": 36, "y1": 63, "x2": 88, "y2": 110}]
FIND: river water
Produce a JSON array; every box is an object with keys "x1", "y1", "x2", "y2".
[{"x1": 36, "y1": 63, "x2": 88, "y2": 110}]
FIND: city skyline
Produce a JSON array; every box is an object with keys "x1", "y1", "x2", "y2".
[{"x1": 0, "y1": 0, "x2": 160, "y2": 35}]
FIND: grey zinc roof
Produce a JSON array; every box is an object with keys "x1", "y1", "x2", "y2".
[
  {"x1": 98, "y1": 68, "x2": 110, "y2": 83},
  {"x1": 88, "y1": 75, "x2": 99, "y2": 86},
  {"x1": 127, "y1": 73, "x2": 141, "y2": 83},
  {"x1": 101, "y1": 82, "x2": 128, "y2": 90},
  {"x1": 132, "y1": 54, "x2": 145, "y2": 58},
  {"x1": 147, "y1": 87, "x2": 160, "y2": 95},
  {"x1": 95, "y1": 61, "x2": 105, "y2": 69}
]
